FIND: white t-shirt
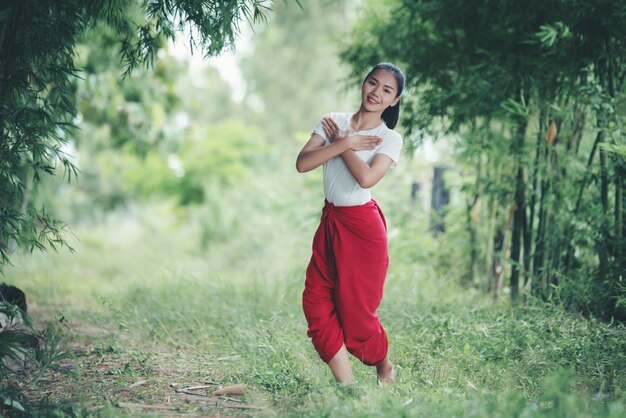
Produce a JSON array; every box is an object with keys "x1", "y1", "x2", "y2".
[{"x1": 312, "y1": 112, "x2": 403, "y2": 206}]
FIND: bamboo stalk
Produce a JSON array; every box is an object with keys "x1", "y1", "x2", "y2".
[
  {"x1": 485, "y1": 192, "x2": 497, "y2": 294},
  {"x1": 495, "y1": 204, "x2": 515, "y2": 302},
  {"x1": 599, "y1": 132, "x2": 609, "y2": 282},
  {"x1": 616, "y1": 173, "x2": 623, "y2": 253},
  {"x1": 527, "y1": 114, "x2": 545, "y2": 283}
]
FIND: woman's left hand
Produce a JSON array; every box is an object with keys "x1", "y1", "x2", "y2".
[{"x1": 322, "y1": 117, "x2": 350, "y2": 143}]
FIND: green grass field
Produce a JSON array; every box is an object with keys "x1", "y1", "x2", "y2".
[{"x1": 5, "y1": 188, "x2": 626, "y2": 417}]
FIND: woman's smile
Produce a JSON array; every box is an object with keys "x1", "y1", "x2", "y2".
[{"x1": 361, "y1": 69, "x2": 400, "y2": 112}]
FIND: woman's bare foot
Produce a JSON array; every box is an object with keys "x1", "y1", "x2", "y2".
[{"x1": 376, "y1": 357, "x2": 395, "y2": 384}]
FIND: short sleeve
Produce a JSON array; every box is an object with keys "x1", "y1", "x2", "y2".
[
  {"x1": 376, "y1": 132, "x2": 403, "y2": 168},
  {"x1": 312, "y1": 113, "x2": 330, "y2": 142}
]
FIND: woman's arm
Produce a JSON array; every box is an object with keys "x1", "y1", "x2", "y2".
[
  {"x1": 321, "y1": 116, "x2": 393, "y2": 188},
  {"x1": 296, "y1": 131, "x2": 382, "y2": 173},
  {"x1": 340, "y1": 151, "x2": 394, "y2": 188},
  {"x1": 295, "y1": 133, "x2": 349, "y2": 173}
]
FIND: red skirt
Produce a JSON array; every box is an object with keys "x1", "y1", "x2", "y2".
[{"x1": 302, "y1": 199, "x2": 389, "y2": 366}]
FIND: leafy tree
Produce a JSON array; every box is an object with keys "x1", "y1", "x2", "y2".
[
  {"x1": 119, "y1": 119, "x2": 266, "y2": 205},
  {"x1": 0, "y1": 0, "x2": 283, "y2": 271}
]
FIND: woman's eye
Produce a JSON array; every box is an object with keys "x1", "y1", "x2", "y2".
[
  {"x1": 368, "y1": 80, "x2": 376, "y2": 85},
  {"x1": 384, "y1": 89, "x2": 391, "y2": 94}
]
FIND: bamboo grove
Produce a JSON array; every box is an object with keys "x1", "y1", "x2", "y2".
[{"x1": 344, "y1": 0, "x2": 626, "y2": 320}]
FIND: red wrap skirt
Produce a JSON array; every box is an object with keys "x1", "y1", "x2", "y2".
[{"x1": 302, "y1": 199, "x2": 389, "y2": 366}]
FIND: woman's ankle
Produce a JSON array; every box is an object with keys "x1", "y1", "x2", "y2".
[{"x1": 376, "y1": 358, "x2": 395, "y2": 382}]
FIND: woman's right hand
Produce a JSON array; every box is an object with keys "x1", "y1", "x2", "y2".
[
  {"x1": 346, "y1": 134, "x2": 383, "y2": 151},
  {"x1": 322, "y1": 117, "x2": 382, "y2": 151}
]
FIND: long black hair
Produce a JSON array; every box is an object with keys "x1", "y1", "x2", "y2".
[{"x1": 363, "y1": 63, "x2": 405, "y2": 129}]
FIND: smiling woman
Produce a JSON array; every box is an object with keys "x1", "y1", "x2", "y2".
[{"x1": 295, "y1": 62, "x2": 406, "y2": 385}]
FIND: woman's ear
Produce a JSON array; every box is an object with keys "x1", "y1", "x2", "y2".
[{"x1": 391, "y1": 97, "x2": 400, "y2": 107}]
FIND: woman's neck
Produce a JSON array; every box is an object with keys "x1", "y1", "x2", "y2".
[{"x1": 351, "y1": 108, "x2": 383, "y2": 131}]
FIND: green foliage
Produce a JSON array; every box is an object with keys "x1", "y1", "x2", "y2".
[
  {"x1": 536, "y1": 22, "x2": 572, "y2": 48},
  {"x1": 0, "y1": 0, "x2": 281, "y2": 271},
  {"x1": 0, "y1": 0, "x2": 82, "y2": 270},
  {"x1": 121, "y1": 119, "x2": 267, "y2": 205},
  {"x1": 55, "y1": 28, "x2": 253, "y2": 215}
]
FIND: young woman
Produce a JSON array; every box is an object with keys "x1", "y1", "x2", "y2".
[{"x1": 296, "y1": 63, "x2": 405, "y2": 384}]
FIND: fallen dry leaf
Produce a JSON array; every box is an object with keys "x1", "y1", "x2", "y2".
[{"x1": 214, "y1": 384, "x2": 247, "y2": 396}]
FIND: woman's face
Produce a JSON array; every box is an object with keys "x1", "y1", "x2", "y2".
[{"x1": 361, "y1": 69, "x2": 400, "y2": 112}]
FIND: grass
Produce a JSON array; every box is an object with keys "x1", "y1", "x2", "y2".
[{"x1": 3, "y1": 185, "x2": 626, "y2": 417}]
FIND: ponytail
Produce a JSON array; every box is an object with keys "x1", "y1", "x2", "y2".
[
  {"x1": 382, "y1": 101, "x2": 400, "y2": 129},
  {"x1": 364, "y1": 62, "x2": 405, "y2": 130}
]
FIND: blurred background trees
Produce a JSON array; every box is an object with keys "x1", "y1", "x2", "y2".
[{"x1": 0, "y1": 0, "x2": 277, "y2": 268}]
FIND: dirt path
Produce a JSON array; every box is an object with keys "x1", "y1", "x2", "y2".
[{"x1": 19, "y1": 314, "x2": 265, "y2": 417}]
